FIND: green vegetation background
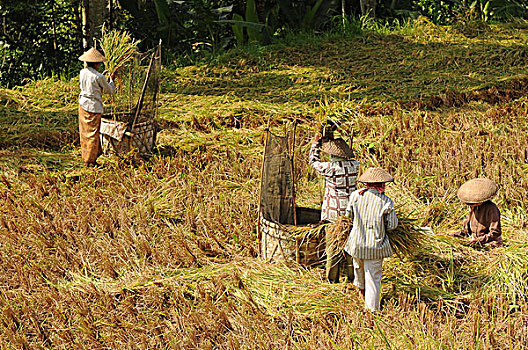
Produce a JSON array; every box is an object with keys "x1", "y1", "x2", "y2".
[{"x1": 3, "y1": 0, "x2": 528, "y2": 87}]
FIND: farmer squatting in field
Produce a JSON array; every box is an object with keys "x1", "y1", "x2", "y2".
[
  {"x1": 78, "y1": 48, "x2": 116, "y2": 167},
  {"x1": 451, "y1": 178, "x2": 502, "y2": 247},
  {"x1": 309, "y1": 133, "x2": 359, "y2": 283},
  {"x1": 344, "y1": 167, "x2": 398, "y2": 312}
]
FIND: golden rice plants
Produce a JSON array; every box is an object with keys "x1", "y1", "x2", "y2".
[
  {"x1": 387, "y1": 210, "x2": 431, "y2": 258},
  {"x1": 98, "y1": 26, "x2": 140, "y2": 78},
  {"x1": 484, "y1": 244, "x2": 528, "y2": 304},
  {"x1": 4, "y1": 19, "x2": 528, "y2": 348}
]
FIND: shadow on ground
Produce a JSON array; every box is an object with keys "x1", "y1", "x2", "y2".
[{"x1": 163, "y1": 31, "x2": 528, "y2": 106}]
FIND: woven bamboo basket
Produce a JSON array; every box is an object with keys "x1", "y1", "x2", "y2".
[
  {"x1": 100, "y1": 116, "x2": 157, "y2": 157},
  {"x1": 259, "y1": 207, "x2": 325, "y2": 266}
]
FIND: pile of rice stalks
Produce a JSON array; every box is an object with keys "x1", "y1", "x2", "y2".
[
  {"x1": 484, "y1": 243, "x2": 528, "y2": 303},
  {"x1": 388, "y1": 209, "x2": 431, "y2": 257},
  {"x1": 99, "y1": 26, "x2": 140, "y2": 78},
  {"x1": 275, "y1": 222, "x2": 327, "y2": 266},
  {"x1": 324, "y1": 210, "x2": 430, "y2": 258}
]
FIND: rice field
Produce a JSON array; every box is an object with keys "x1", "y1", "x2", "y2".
[{"x1": 1, "y1": 20, "x2": 528, "y2": 348}]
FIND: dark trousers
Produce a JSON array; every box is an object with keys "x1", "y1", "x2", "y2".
[{"x1": 326, "y1": 246, "x2": 354, "y2": 283}]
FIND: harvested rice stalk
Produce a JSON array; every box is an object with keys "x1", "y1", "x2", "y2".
[
  {"x1": 325, "y1": 216, "x2": 353, "y2": 252},
  {"x1": 485, "y1": 244, "x2": 528, "y2": 302},
  {"x1": 388, "y1": 209, "x2": 430, "y2": 257},
  {"x1": 289, "y1": 222, "x2": 327, "y2": 240},
  {"x1": 99, "y1": 26, "x2": 140, "y2": 78},
  {"x1": 323, "y1": 211, "x2": 429, "y2": 258}
]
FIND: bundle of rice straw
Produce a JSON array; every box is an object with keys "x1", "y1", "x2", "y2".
[
  {"x1": 324, "y1": 211, "x2": 428, "y2": 258},
  {"x1": 325, "y1": 216, "x2": 353, "y2": 252},
  {"x1": 387, "y1": 209, "x2": 429, "y2": 257},
  {"x1": 98, "y1": 26, "x2": 140, "y2": 77},
  {"x1": 485, "y1": 244, "x2": 528, "y2": 302},
  {"x1": 290, "y1": 223, "x2": 327, "y2": 240}
]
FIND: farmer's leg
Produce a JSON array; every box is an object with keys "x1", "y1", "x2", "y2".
[
  {"x1": 326, "y1": 247, "x2": 342, "y2": 283},
  {"x1": 363, "y1": 259, "x2": 383, "y2": 312},
  {"x1": 352, "y1": 258, "x2": 365, "y2": 290},
  {"x1": 79, "y1": 106, "x2": 102, "y2": 164},
  {"x1": 343, "y1": 251, "x2": 355, "y2": 283}
]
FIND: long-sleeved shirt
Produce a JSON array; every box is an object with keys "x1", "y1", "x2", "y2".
[
  {"x1": 309, "y1": 141, "x2": 359, "y2": 222},
  {"x1": 79, "y1": 67, "x2": 115, "y2": 114},
  {"x1": 459, "y1": 200, "x2": 502, "y2": 245},
  {"x1": 344, "y1": 189, "x2": 398, "y2": 260}
]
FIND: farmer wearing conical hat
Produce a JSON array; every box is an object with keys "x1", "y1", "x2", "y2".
[
  {"x1": 344, "y1": 167, "x2": 398, "y2": 312},
  {"x1": 452, "y1": 178, "x2": 502, "y2": 247},
  {"x1": 309, "y1": 133, "x2": 359, "y2": 283},
  {"x1": 78, "y1": 47, "x2": 116, "y2": 167}
]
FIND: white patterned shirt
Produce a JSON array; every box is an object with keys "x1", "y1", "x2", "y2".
[
  {"x1": 344, "y1": 189, "x2": 398, "y2": 259},
  {"x1": 309, "y1": 142, "x2": 359, "y2": 222},
  {"x1": 79, "y1": 67, "x2": 115, "y2": 114}
]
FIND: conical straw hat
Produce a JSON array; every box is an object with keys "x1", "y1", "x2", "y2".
[
  {"x1": 357, "y1": 167, "x2": 394, "y2": 183},
  {"x1": 457, "y1": 178, "x2": 498, "y2": 204},
  {"x1": 78, "y1": 48, "x2": 107, "y2": 62},
  {"x1": 321, "y1": 138, "x2": 354, "y2": 159}
]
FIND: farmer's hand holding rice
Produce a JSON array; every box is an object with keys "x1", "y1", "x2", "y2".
[{"x1": 102, "y1": 70, "x2": 117, "y2": 81}]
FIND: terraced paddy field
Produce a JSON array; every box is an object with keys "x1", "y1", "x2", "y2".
[{"x1": 1, "y1": 20, "x2": 528, "y2": 348}]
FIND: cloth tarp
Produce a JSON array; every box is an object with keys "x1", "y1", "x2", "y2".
[{"x1": 100, "y1": 118, "x2": 128, "y2": 142}]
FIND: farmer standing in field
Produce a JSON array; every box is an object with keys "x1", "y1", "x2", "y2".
[
  {"x1": 309, "y1": 133, "x2": 359, "y2": 283},
  {"x1": 344, "y1": 167, "x2": 398, "y2": 312},
  {"x1": 78, "y1": 48, "x2": 115, "y2": 167},
  {"x1": 451, "y1": 178, "x2": 502, "y2": 247}
]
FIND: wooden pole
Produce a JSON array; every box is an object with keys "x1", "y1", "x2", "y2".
[
  {"x1": 109, "y1": 0, "x2": 113, "y2": 30},
  {"x1": 74, "y1": 0, "x2": 83, "y2": 51},
  {"x1": 257, "y1": 129, "x2": 270, "y2": 257},
  {"x1": 82, "y1": 0, "x2": 89, "y2": 48},
  {"x1": 291, "y1": 121, "x2": 297, "y2": 226},
  {"x1": 350, "y1": 129, "x2": 354, "y2": 157},
  {"x1": 341, "y1": 0, "x2": 346, "y2": 28}
]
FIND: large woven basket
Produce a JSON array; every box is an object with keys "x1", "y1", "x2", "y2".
[
  {"x1": 259, "y1": 207, "x2": 325, "y2": 266},
  {"x1": 100, "y1": 117, "x2": 157, "y2": 157}
]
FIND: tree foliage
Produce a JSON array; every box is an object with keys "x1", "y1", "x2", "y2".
[
  {"x1": 2, "y1": 0, "x2": 528, "y2": 87},
  {"x1": 0, "y1": 0, "x2": 81, "y2": 87},
  {"x1": 406, "y1": 0, "x2": 528, "y2": 24}
]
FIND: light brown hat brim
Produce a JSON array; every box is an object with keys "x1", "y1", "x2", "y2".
[
  {"x1": 321, "y1": 138, "x2": 354, "y2": 159},
  {"x1": 79, "y1": 48, "x2": 107, "y2": 63},
  {"x1": 358, "y1": 167, "x2": 394, "y2": 183},
  {"x1": 457, "y1": 178, "x2": 498, "y2": 204}
]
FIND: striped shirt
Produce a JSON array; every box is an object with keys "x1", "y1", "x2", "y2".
[
  {"x1": 309, "y1": 142, "x2": 359, "y2": 222},
  {"x1": 344, "y1": 189, "x2": 398, "y2": 259}
]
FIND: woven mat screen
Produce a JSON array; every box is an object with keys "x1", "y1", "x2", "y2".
[{"x1": 260, "y1": 131, "x2": 295, "y2": 225}]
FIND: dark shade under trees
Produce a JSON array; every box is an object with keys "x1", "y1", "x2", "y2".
[
  {"x1": 0, "y1": 0, "x2": 82, "y2": 86},
  {"x1": 1, "y1": 0, "x2": 528, "y2": 87}
]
